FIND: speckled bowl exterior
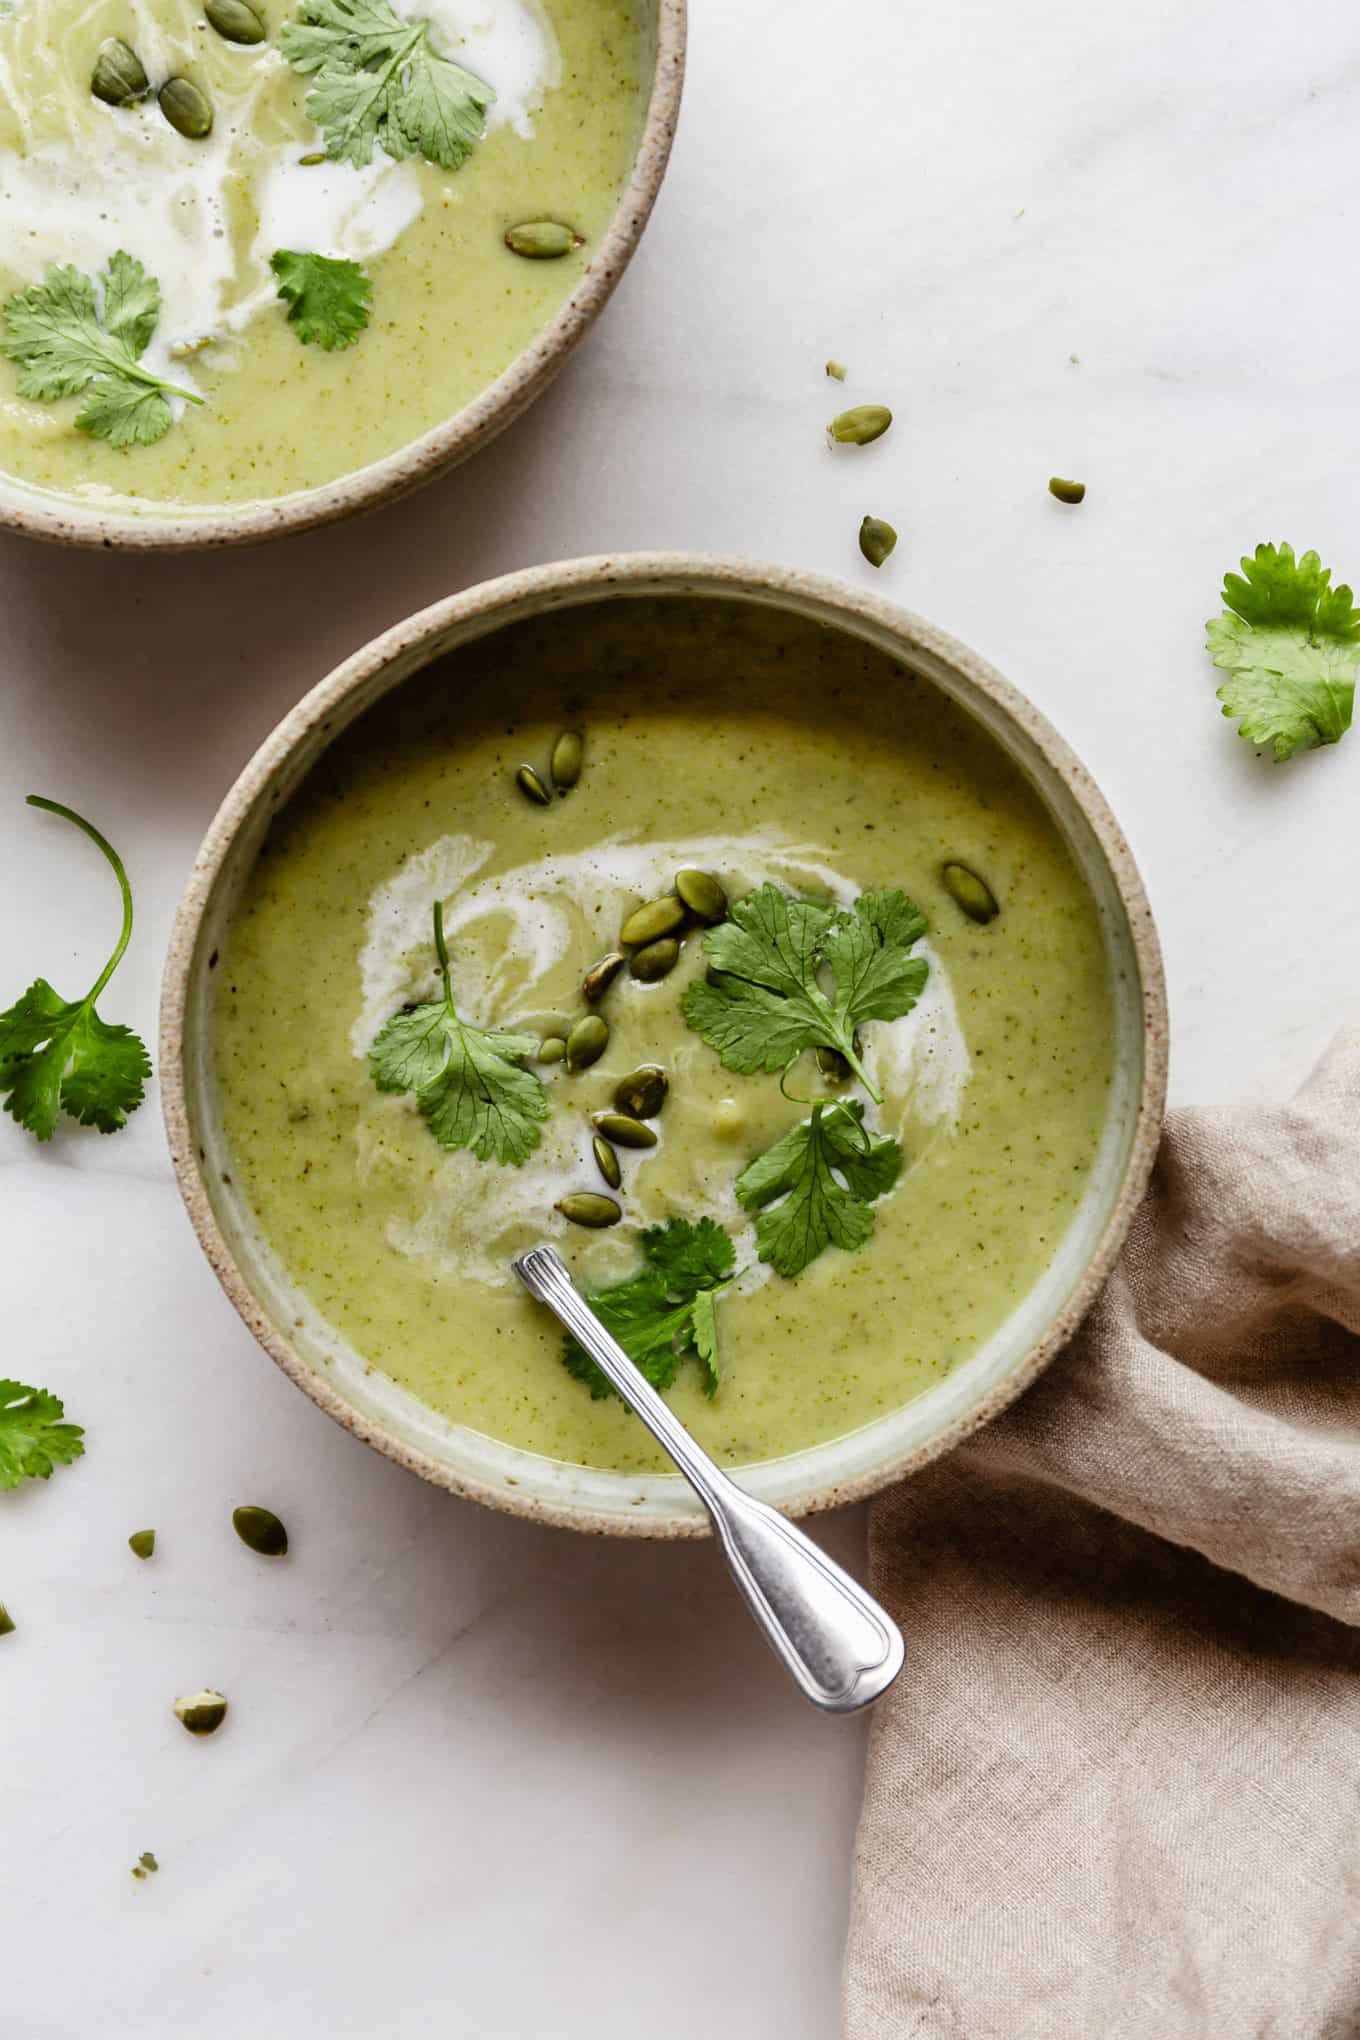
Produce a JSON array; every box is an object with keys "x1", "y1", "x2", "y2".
[
  {"x1": 0, "y1": 1, "x2": 685, "y2": 552},
  {"x1": 160, "y1": 554, "x2": 1169, "y2": 1537}
]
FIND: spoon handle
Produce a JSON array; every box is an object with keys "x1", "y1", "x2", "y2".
[{"x1": 513, "y1": 1246, "x2": 904, "y2": 1715}]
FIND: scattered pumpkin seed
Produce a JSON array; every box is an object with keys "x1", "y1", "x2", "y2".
[
  {"x1": 592, "y1": 1135, "x2": 622, "y2": 1189},
  {"x1": 941, "y1": 861, "x2": 1000, "y2": 924},
  {"x1": 128, "y1": 1529, "x2": 156, "y2": 1560},
  {"x1": 591, "y1": 1111, "x2": 658, "y2": 1149},
  {"x1": 1048, "y1": 476, "x2": 1086, "y2": 504},
  {"x1": 858, "y1": 516, "x2": 897, "y2": 568},
  {"x1": 613, "y1": 1065, "x2": 668, "y2": 1118},
  {"x1": 298, "y1": 150, "x2": 326, "y2": 165},
  {"x1": 536, "y1": 1035, "x2": 567, "y2": 1065},
  {"x1": 159, "y1": 76, "x2": 213, "y2": 138},
  {"x1": 91, "y1": 37, "x2": 149, "y2": 104},
  {"x1": 550, "y1": 729, "x2": 583, "y2": 791},
  {"x1": 205, "y1": 0, "x2": 266, "y2": 41},
  {"x1": 139, "y1": 1852, "x2": 159, "y2": 1873},
  {"x1": 825, "y1": 358, "x2": 847, "y2": 381},
  {"x1": 619, "y1": 895, "x2": 686, "y2": 947},
  {"x1": 565, "y1": 1013, "x2": 609, "y2": 1073},
  {"x1": 582, "y1": 951, "x2": 626, "y2": 1004},
  {"x1": 174, "y1": 1690, "x2": 228, "y2": 1736},
  {"x1": 674, "y1": 868, "x2": 727, "y2": 923},
  {"x1": 556, "y1": 1192, "x2": 622, "y2": 1228},
  {"x1": 515, "y1": 764, "x2": 551, "y2": 807},
  {"x1": 629, "y1": 936, "x2": 680, "y2": 983},
  {"x1": 0, "y1": 1603, "x2": 14, "y2": 1637},
  {"x1": 232, "y1": 1504, "x2": 288, "y2": 1557},
  {"x1": 132, "y1": 1865, "x2": 148, "y2": 1880},
  {"x1": 829, "y1": 404, "x2": 892, "y2": 447},
  {"x1": 816, "y1": 1046, "x2": 853, "y2": 1084},
  {"x1": 504, "y1": 220, "x2": 584, "y2": 259}
]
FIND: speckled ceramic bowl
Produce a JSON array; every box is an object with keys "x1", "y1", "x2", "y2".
[
  {"x1": 161, "y1": 554, "x2": 1168, "y2": 1536},
  {"x1": 0, "y1": 3, "x2": 684, "y2": 552}
]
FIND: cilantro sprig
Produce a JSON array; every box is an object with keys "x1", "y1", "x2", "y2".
[
  {"x1": 562, "y1": 1218, "x2": 737, "y2": 1400},
  {"x1": 735, "y1": 1100, "x2": 901, "y2": 1279},
  {"x1": 0, "y1": 1379, "x2": 85, "y2": 1489},
  {"x1": 271, "y1": 250, "x2": 372, "y2": 350},
  {"x1": 280, "y1": 0, "x2": 495, "y2": 171},
  {"x1": 0, "y1": 797, "x2": 151, "y2": 1140},
  {"x1": 682, "y1": 884, "x2": 929, "y2": 1103},
  {"x1": 0, "y1": 252, "x2": 200, "y2": 447},
  {"x1": 369, "y1": 901, "x2": 549, "y2": 1165},
  {"x1": 1206, "y1": 542, "x2": 1359, "y2": 762}
]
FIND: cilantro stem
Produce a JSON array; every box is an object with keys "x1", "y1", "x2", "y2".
[
  {"x1": 26, "y1": 795, "x2": 133, "y2": 1003},
  {"x1": 85, "y1": 332, "x2": 202, "y2": 407},
  {"x1": 432, "y1": 898, "x2": 452, "y2": 1003},
  {"x1": 838, "y1": 1038, "x2": 881, "y2": 1105}
]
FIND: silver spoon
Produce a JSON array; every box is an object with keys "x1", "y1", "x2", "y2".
[{"x1": 513, "y1": 1245, "x2": 905, "y2": 1714}]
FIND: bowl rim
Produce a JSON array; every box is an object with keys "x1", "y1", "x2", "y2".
[
  {"x1": 160, "y1": 551, "x2": 1169, "y2": 1536},
  {"x1": 0, "y1": 0, "x2": 686, "y2": 554}
]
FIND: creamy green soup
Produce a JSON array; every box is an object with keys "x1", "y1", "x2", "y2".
[
  {"x1": 213, "y1": 596, "x2": 1114, "y2": 1475},
  {"x1": 0, "y1": 0, "x2": 642, "y2": 512}
]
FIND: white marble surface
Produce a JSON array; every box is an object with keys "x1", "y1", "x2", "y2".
[{"x1": 4, "y1": 0, "x2": 1358, "y2": 2031}]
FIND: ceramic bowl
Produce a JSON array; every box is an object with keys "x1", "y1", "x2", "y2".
[
  {"x1": 161, "y1": 553, "x2": 1168, "y2": 1536},
  {"x1": 0, "y1": 3, "x2": 685, "y2": 553}
]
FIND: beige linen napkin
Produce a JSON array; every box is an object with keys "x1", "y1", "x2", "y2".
[{"x1": 844, "y1": 1029, "x2": 1360, "y2": 2040}]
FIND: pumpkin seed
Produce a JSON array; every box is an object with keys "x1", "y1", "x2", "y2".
[
  {"x1": 858, "y1": 516, "x2": 897, "y2": 568},
  {"x1": 829, "y1": 404, "x2": 891, "y2": 446},
  {"x1": 629, "y1": 936, "x2": 680, "y2": 983},
  {"x1": 550, "y1": 729, "x2": 583, "y2": 791},
  {"x1": 159, "y1": 76, "x2": 213, "y2": 138},
  {"x1": 298, "y1": 150, "x2": 326, "y2": 165},
  {"x1": 592, "y1": 1135, "x2": 622, "y2": 1189},
  {"x1": 556, "y1": 1192, "x2": 622, "y2": 1228},
  {"x1": 675, "y1": 868, "x2": 727, "y2": 923},
  {"x1": 1048, "y1": 476, "x2": 1086, "y2": 504},
  {"x1": 613, "y1": 1065, "x2": 668, "y2": 1118},
  {"x1": 619, "y1": 895, "x2": 685, "y2": 946},
  {"x1": 205, "y1": 0, "x2": 266, "y2": 41},
  {"x1": 537, "y1": 1035, "x2": 567, "y2": 1065},
  {"x1": 515, "y1": 764, "x2": 551, "y2": 807},
  {"x1": 0, "y1": 1603, "x2": 14, "y2": 1637},
  {"x1": 582, "y1": 951, "x2": 625, "y2": 1004},
  {"x1": 816, "y1": 1046, "x2": 853, "y2": 1084},
  {"x1": 942, "y1": 861, "x2": 1000, "y2": 924},
  {"x1": 591, "y1": 1111, "x2": 658, "y2": 1149},
  {"x1": 128, "y1": 1529, "x2": 156, "y2": 1560},
  {"x1": 565, "y1": 1013, "x2": 609, "y2": 1073},
  {"x1": 505, "y1": 220, "x2": 583, "y2": 259},
  {"x1": 825, "y1": 358, "x2": 848, "y2": 381},
  {"x1": 91, "y1": 37, "x2": 149, "y2": 104},
  {"x1": 232, "y1": 1504, "x2": 288, "y2": 1557},
  {"x1": 174, "y1": 1690, "x2": 228, "y2": 1736}
]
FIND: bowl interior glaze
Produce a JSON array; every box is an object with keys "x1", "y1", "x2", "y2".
[
  {"x1": 161, "y1": 555, "x2": 1167, "y2": 1535},
  {"x1": 0, "y1": 2, "x2": 685, "y2": 552}
]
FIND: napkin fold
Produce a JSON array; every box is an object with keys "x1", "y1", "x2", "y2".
[{"x1": 843, "y1": 1030, "x2": 1360, "y2": 2040}]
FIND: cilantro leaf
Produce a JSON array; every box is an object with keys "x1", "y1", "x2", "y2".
[
  {"x1": 0, "y1": 1379, "x2": 85, "y2": 1489},
  {"x1": 735, "y1": 1100, "x2": 902, "y2": 1279},
  {"x1": 280, "y1": 0, "x2": 495, "y2": 171},
  {"x1": 682, "y1": 885, "x2": 929, "y2": 1104},
  {"x1": 1206, "y1": 542, "x2": 1359, "y2": 761},
  {"x1": 0, "y1": 252, "x2": 201, "y2": 447},
  {"x1": 0, "y1": 797, "x2": 151, "y2": 1140},
  {"x1": 369, "y1": 901, "x2": 548, "y2": 1165},
  {"x1": 562, "y1": 1218, "x2": 737, "y2": 1400},
  {"x1": 271, "y1": 250, "x2": 372, "y2": 350}
]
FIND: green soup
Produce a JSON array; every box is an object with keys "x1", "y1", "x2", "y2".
[
  {"x1": 0, "y1": 0, "x2": 643, "y2": 512},
  {"x1": 212, "y1": 597, "x2": 1115, "y2": 1475}
]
